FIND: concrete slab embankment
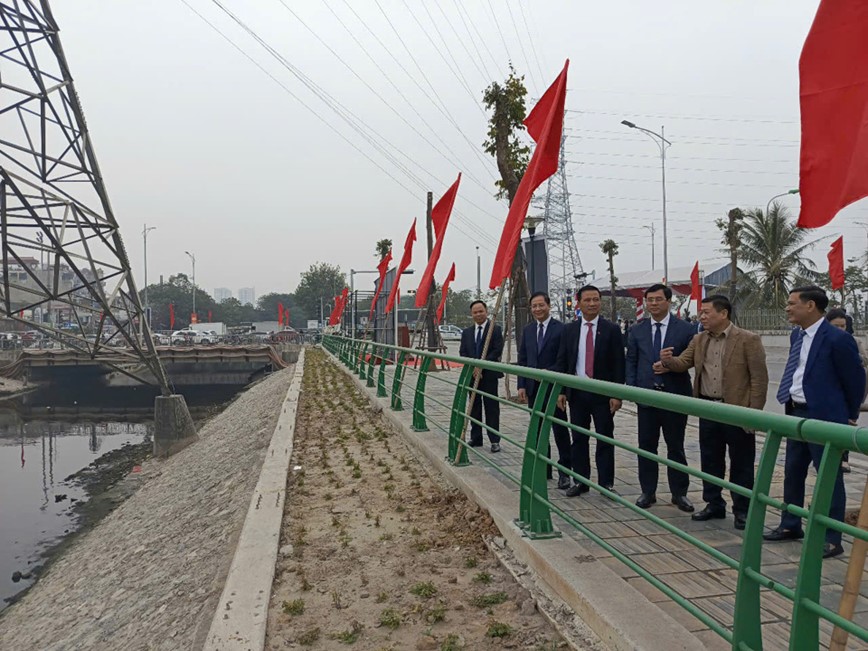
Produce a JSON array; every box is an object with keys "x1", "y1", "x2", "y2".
[
  {"x1": 324, "y1": 347, "x2": 705, "y2": 651},
  {"x1": 0, "y1": 365, "x2": 297, "y2": 651}
]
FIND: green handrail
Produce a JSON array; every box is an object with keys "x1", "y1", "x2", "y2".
[{"x1": 321, "y1": 334, "x2": 868, "y2": 649}]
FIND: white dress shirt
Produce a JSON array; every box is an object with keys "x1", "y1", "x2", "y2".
[
  {"x1": 789, "y1": 318, "x2": 823, "y2": 402},
  {"x1": 575, "y1": 315, "x2": 600, "y2": 378},
  {"x1": 650, "y1": 313, "x2": 671, "y2": 351},
  {"x1": 536, "y1": 316, "x2": 552, "y2": 342}
]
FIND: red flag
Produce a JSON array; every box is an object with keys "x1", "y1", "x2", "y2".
[
  {"x1": 435, "y1": 263, "x2": 456, "y2": 325},
  {"x1": 690, "y1": 262, "x2": 701, "y2": 301},
  {"x1": 385, "y1": 219, "x2": 416, "y2": 314},
  {"x1": 328, "y1": 294, "x2": 341, "y2": 326},
  {"x1": 416, "y1": 174, "x2": 461, "y2": 307},
  {"x1": 284, "y1": 306, "x2": 290, "y2": 326},
  {"x1": 169, "y1": 303, "x2": 175, "y2": 329},
  {"x1": 828, "y1": 236, "x2": 845, "y2": 290},
  {"x1": 335, "y1": 287, "x2": 349, "y2": 323},
  {"x1": 797, "y1": 1, "x2": 868, "y2": 228},
  {"x1": 489, "y1": 61, "x2": 569, "y2": 289},
  {"x1": 278, "y1": 302, "x2": 284, "y2": 326},
  {"x1": 208, "y1": 310, "x2": 212, "y2": 322},
  {"x1": 369, "y1": 250, "x2": 393, "y2": 320}
]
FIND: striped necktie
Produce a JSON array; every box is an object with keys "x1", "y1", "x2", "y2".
[{"x1": 776, "y1": 329, "x2": 806, "y2": 404}]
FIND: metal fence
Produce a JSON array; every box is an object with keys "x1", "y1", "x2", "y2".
[{"x1": 323, "y1": 334, "x2": 868, "y2": 651}]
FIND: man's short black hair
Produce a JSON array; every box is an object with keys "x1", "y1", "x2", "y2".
[
  {"x1": 644, "y1": 283, "x2": 672, "y2": 300},
  {"x1": 701, "y1": 294, "x2": 732, "y2": 319},
  {"x1": 790, "y1": 285, "x2": 829, "y2": 312},
  {"x1": 469, "y1": 300, "x2": 487, "y2": 312},
  {"x1": 577, "y1": 284, "x2": 601, "y2": 300},
  {"x1": 530, "y1": 291, "x2": 551, "y2": 305},
  {"x1": 826, "y1": 307, "x2": 847, "y2": 322}
]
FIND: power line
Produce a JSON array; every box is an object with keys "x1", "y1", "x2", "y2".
[
  {"x1": 485, "y1": 0, "x2": 513, "y2": 66},
  {"x1": 516, "y1": 0, "x2": 546, "y2": 87},
  {"x1": 565, "y1": 108, "x2": 798, "y2": 125},
  {"x1": 564, "y1": 159, "x2": 796, "y2": 176},
  {"x1": 430, "y1": 0, "x2": 491, "y2": 81},
  {"x1": 451, "y1": 0, "x2": 502, "y2": 76},
  {"x1": 565, "y1": 150, "x2": 796, "y2": 165},
  {"x1": 564, "y1": 132, "x2": 799, "y2": 148},
  {"x1": 566, "y1": 173, "x2": 789, "y2": 189},
  {"x1": 565, "y1": 126, "x2": 798, "y2": 145}
]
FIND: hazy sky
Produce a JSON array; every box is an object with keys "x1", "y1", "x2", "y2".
[{"x1": 50, "y1": 1, "x2": 868, "y2": 298}]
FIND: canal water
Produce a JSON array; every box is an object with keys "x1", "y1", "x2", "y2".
[{"x1": 0, "y1": 384, "x2": 240, "y2": 611}]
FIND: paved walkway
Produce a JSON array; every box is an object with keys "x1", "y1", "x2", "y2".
[{"x1": 364, "y1": 357, "x2": 868, "y2": 650}]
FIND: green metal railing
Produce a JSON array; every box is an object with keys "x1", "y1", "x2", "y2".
[{"x1": 322, "y1": 334, "x2": 868, "y2": 651}]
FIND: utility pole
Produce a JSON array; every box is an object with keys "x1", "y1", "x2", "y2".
[
  {"x1": 643, "y1": 224, "x2": 655, "y2": 270},
  {"x1": 143, "y1": 224, "x2": 156, "y2": 327},
  {"x1": 425, "y1": 191, "x2": 437, "y2": 350},
  {"x1": 476, "y1": 246, "x2": 481, "y2": 299},
  {"x1": 184, "y1": 250, "x2": 196, "y2": 321}
]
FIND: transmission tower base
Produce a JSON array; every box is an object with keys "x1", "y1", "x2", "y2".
[{"x1": 153, "y1": 394, "x2": 198, "y2": 458}]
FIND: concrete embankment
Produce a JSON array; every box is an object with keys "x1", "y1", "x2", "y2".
[{"x1": 0, "y1": 365, "x2": 296, "y2": 651}]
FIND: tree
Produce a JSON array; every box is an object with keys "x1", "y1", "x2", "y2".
[
  {"x1": 736, "y1": 203, "x2": 825, "y2": 309},
  {"x1": 141, "y1": 272, "x2": 218, "y2": 330},
  {"x1": 375, "y1": 239, "x2": 392, "y2": 260},
  {"x1": 716, "y1": 207, "x2": 745, "y2": 304},
  {"x1": 256, "y1": 292, "x2": 307, "y2": 327},
  {"x1": 600, "y1": 239, "x2": 619, "y2": 321},
  {"x1": 294, "y1": 262, "x2": 346, "y2": 322}
]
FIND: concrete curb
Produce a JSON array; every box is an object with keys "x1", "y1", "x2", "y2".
[
  {"x1": 203, "y1": 350, "x2": 305, "y2": 651},
  {"x1": 327, "y1": 349, "x2": 705, "y2": 651}
]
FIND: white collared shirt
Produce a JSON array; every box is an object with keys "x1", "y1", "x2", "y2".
[
  {"x1": 575, "y1": 315, "x2": 600, "y2": 378},
  {"x1": 789, "y1": 318, "x2": 823, "y2": 402},
  {"x1": 650, "y1": 312, "x2": 671, "y2": 352},
  {"x1": 536, "y1": 316, "x2": 552, "y2": 341}
]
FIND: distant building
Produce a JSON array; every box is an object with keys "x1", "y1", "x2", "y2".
[
  {"x1": 238, "y1": 287, "x2": 256, "y2": 306},
  {"x1": 214, "y1": 287, "x2": 232, "y2": 302}
]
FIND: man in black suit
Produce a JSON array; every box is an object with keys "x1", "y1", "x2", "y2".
[
  {"x1": 556, "y1": 285, "x2": 626, "y2": 496},
  {"x1": 626, "y1": 284, "x2": 695, "y2": 512},
  {"x1": 517, "y1": 291, "x2": 571, "y2": 489},
  {"x1": 459, "y1": 300, "x2": 504, "y2": 452}
]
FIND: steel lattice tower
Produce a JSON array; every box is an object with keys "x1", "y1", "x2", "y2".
[
  {"x1": 540, "y1": 136, "x2": 583, "y2": 319},
  {"x1": 0, "y1": 1, "x2": 170, "y2": 392}
]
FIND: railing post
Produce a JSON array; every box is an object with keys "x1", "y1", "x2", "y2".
[
  {"x1": 516, "y1": 381, "x2": 561, "y2": 538},
  {"x1": 391, "y1": 350, "x2": 407, "y2": 411},
  {"x1": 412, "y1": 355, "x2": 432, "y2": 431},
  {"x1": 377, "y1": 349, "x2": 388, "y2": 398},
  {"x1": 447, "y1": 364, "x2": 473, "y2": 466},
  {"x1": 366, "y1": 345, "x2": 377, "y2": 388},
  {"x1": 732, "y1": 430, "x2": 783, "y2": 649},
  {"x1": 789, "y1": 441, "x2": 844, "y2": 650},
  {"x1": 357, "y1": 341, "x2": 368, "y2": 379}
]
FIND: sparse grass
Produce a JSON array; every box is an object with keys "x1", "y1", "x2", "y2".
[
  {"x1": 300, "y1": 574, "x2": 312, "y2": 591},
  {"x1": 396, "y1": 504, "x2": 405, "y2": 513},
  {"x1": 375, "y1": 591, "x2": 388, "y2": 603},
  {"x1": 374, "y1": 514, "x2": 381, "y2": 527},
  {"x1": 413, "y1": 541, "x2": 431, "y2": 552},
  {"x1": 410, "y1": 581, "x2": 438, "y2": 598},
  {"x1": 324, "y1": 492, "x2": 334, "y2": 501},
  {"x1": 352, "y1": 467, "x2": 362, "y2": 479},
  {"x1": 486, "y1": 621, "x2": 512, "y2": 638},
  {"x1": 441, "y1": 633, "x2": 463, "y2": 651},
  {"x1": 379, "y1": 532, "x2": 394, "y2": 541},
  {"x1": 426, "y1": 603, "x2": 446, "y2": 623},
  {"x1": 281, "y1": 598, "x2": 305, "y2": 615},
  {"x1": 411, "y1": 527, "x2": 421, "y2": 536},
  {"x1": 330, "y1": 620, "x2": 363, "y2": 644},
  {"x1": 471, "y1": 592, "x2": 508, "y2": 608},
  {"x1": 379, "y1": 608, "x2": 401, "y2": 629},
  {"x1": 473, "y1": 571, "x2": 492, "y2": 584},
  {"x1": 298, "y1": 627, "x2": 321, "y2": 645},
  {"x1": 464, "y1": 557, "x2": 478, "y2": 568},
  {"x1": 332, "y1": 590, "x2": 343, "y2": 610}
]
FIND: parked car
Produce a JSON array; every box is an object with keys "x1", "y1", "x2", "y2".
[
  {"x1": 438, "y1": 324, "x2": 462, "y2": 341},
  {"x1": 170, "y1": 329, "x2": 197, "y2": 345},
  {"x1": 197, "y1": 330, "x2": 219, "y2": 344}
]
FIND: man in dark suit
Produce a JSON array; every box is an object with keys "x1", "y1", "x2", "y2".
[
  {"x1": 763, "y1": 286, "x2": 865, "y2": 559},
  {"x1": 459, "y1": 300, "x2": 504, "y2": 452},
  {"x1": 517, "y1": 291, "x2": 571, "y2": 489},
  {"x1": 626, "y1": 284, "x2": 695, "y2": 512},
  {"x1": 556, "y1": 285, "x2": 626, "y2": 496}
]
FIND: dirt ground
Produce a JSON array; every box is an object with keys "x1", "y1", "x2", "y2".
[{"x1": 266, "y1": 349, "x2": 574, "y2": 650}]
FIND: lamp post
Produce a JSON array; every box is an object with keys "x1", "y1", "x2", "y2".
[
  {"x1": 184, "y1": 250, "x2": 196, "y2": 320},
  {"x1": 643, "y1": 224, "x2": 655, "y2": 270},
  {"x1": 350, "y1": 269, "x2": 379, "y2": 336},
  {"x1": 621, "y1": 120, "x2": 671, "y2": 283},
  {"x1": 766, "y1": 188, "x2": 799, "y2": 217},
  {"x1": 476, "y1": 246, "x2": 481, "y2": 299},
  {"x1": 524, "y1": 216, "x2": 544, "y2": 292},
  {"x1": 142, "y1": 224, "x2": 156, "y2": 326}
]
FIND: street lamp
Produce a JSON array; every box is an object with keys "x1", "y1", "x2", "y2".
[
  {"x1": 350, "y1": 268, "x2": 380, "y2": 336},
  {"x1": 524, "y1": 215, "x2": 544, "y2": 292},
  {"x1": 766, "y1": 188, "x2": 799, "y2": 217},
  {"x1": 621, "y1": 119, "x2": 672, "y2": 283},
  {"x1": 184, "y1": 250, "x2": 196, "y2": 320},
  {"x1": 142, "y1": 224, "x2": 156, "y2": 326}
]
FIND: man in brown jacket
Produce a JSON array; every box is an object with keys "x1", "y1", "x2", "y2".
[{"x1": 658, "y1": 295, "x2": 768, "y2": 530}]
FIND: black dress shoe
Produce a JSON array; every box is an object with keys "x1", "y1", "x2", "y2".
[
  {"x1": 672, "y1": 495, "x2": 694, "y2": 513},
  {"x1": 635, "y1": 493, "x2": 657, "y2": 509},
  {"x1": 823, "y1": 542, "x2": 844, "y2": 559},
  {"x1": 468, "y1": 440, "x2": 483, "y2": 447},
  {"x1": 565, "y1": 483, "x2": 589, "y2": 497},
  {"x1": 733, "y1": 514, "x2": 747, "y2": 530},
  {"x1": 557, "y1": 477, "x2": 571, "y2": 490},
  {"x1": 762, "y1": 526, "x2": 804, "y2": 541},
  {"x1": 691, "y1": 505, "x2": 725, "y2": 521}
]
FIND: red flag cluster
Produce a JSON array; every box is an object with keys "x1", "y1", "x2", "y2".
[
  {"x1": 798, "y1": 0, "x2": 868, "y2": 228},
  {"x1": 828, "y1": 236, "x2": 845, "y2": 290},
  {"x1": 489, "y1": 60, "x2": 569, "y2": 289},
  {"x1": 385, "y1": 219, "x2": 416, "y2": 314},
  {"x1": 416, "y1": 174, "x2": 461, "y2": 307},
  {"x1": 328, "y1": 287, "x2": 349, "y2": 326}
]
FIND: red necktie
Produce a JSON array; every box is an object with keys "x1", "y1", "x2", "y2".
[{"x1": 585, "y1": 322, "x2": 594, "y2": 378}]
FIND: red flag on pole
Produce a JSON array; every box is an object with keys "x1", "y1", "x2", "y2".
[
  {"x1": 416, "y1": 174, "x2": 461, "y2": 307},
  {"x1": 335, "y1": 287, "x2": 349, "y2": 323},
  {"x1": 328, "y1": 294, "x2": 341, "y2": 325},
  {"x1": 278, "y1": 302, "x2": 284, "y2": 326},
  {"x1": 435, "y1": 263, "x2": 456, "y2": 325},
  {"x1": 828, "y1": 236, "x2": 845, "y2": 289},
  {"x1": 489, "y1": 61, "x2": 569, "y2": 289},
  {"x1": 690, "y1": 262, "x2": 701, "y2": 301},
  {"x1": 385, "y1": 219, "x2": 416, "y2": 314},
  {"x1": 797, "y1": 1, "x2": 868, "y2": 228},
  {"x1": 169, "y1": 303, "x2": 175, "y2": 329},
  {"x1": 369, "y1": 250, "x2": 393, "y2": 320},
  {"x1": 208, "y1": 310, "x2": 212, "y2": 322}
]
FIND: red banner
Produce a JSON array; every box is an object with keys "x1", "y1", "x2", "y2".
[
  {"x1": 278, "y1": 302, "x2": 284, "y2": 326},
  {"x1": 797, "y1": 0, "x2": 868, "y2": 228},
  {"x1": 385, "y1": 218, "x2": 416, "y2": 314},
  {"x1": 416, "y1": 174, "x2": 461, "y2": 307},
  {"x1": 208, "y1": 310, "x2": 212, "y2": 322},
  {"x1": 828, "y1": 236, "x2": 845, "y2": 289},
  {"x1": 489, "y1": 60, "x2": 569, "y2": 289},
  {"x1": 369, "y1": 250, "x2": 393, "y2": 321},
  {"x1": 690, "y1": 262, "x2": 701, "y2": 301},
  {"x1": 435, "y1": 263, "x2": 456, "y2": 325},
  {"x1": 335, "y1": 287, "x2": 349, "y2": 324},
  {"x1": 169, "y1": 303, "x2": 175, "y2": 329}
]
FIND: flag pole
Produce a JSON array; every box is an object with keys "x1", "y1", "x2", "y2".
[{"x1": 830, "y1": 476, "x2": 868, "y2": 649}]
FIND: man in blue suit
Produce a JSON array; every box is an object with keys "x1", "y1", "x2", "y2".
[
  {"x1": 459, "y1": 300, "x2": 504, "y2": 452},
  {"x1": 626, "y1": 284, "x2": 695, "y2": 512},
  {"x1": 517, "y1": 291, "x2": 571, "y2": 489},
  {"x1": 764, "y1": 286, "x2": 866, "y2": 559}
]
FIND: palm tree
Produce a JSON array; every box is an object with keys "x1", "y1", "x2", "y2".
[{"x1": 737, "y1": 202, "x2": 826, "y2": 308}]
